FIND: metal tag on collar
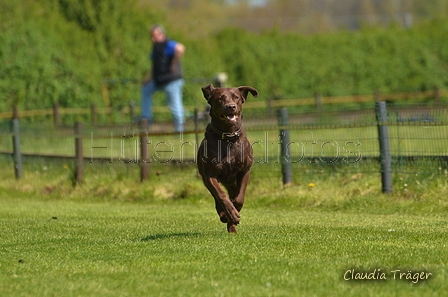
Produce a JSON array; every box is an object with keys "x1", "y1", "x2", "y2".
[
  {"x1": 221, "y1": 132, "x2": 230, "y2": 139},
  {"x1": 222, "y1": 131, "x2": 239, "y2": 139}
]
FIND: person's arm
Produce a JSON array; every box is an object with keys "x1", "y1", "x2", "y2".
[{"x1": 170, "y1": 42, "x2": 185, "y2": 71}]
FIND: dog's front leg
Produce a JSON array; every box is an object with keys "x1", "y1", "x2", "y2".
[
  {"x1": 234, "y1": 170, "x2": 251, "y2": 211},
  {"x1": 204, "y1": 177, "x2": 240, "y2": 225}
]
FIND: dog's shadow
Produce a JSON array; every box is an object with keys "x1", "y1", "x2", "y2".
[{"x1": 141, "y1": 232, "x2": 201, "y2": 242}]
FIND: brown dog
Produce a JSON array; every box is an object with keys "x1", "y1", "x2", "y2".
[{"x1": 197, "y1": 84, "x2": 259, "y2": 233}]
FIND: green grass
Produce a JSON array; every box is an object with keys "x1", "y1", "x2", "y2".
[
  {"x1": 1, "y1": 196, "x2": 447, "y2": 296},
  {"x1": 1, "y1": 159, "x2": 448, "y2": 296}
]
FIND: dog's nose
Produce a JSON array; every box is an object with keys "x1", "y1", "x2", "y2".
[{"x1": 226, "y1": 104, "x2": 237, "y2": 111}]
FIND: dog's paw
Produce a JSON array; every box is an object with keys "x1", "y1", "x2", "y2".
[
  {"x1": 227, "y1": 209, "x2": 240, "y2": 225},
  {"x1": 227, "y1": 223, "x2": 237, "y2": 233}
]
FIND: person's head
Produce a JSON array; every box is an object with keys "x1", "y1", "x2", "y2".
[{"x1": 150, "y1": 24, "x2": 167, "y2": 43}]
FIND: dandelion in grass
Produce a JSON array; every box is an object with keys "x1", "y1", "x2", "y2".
[{"x1": 308, "y1": 182, "x2": 315, "y2": 190}]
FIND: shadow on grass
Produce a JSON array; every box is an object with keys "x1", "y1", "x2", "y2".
[{"x1": 141, "y1": 232, "x2": 201, "y2": 241}]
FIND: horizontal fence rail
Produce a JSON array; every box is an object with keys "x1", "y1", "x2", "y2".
[{"x1": 1, "y1": 88, "x2": 447, "y2": 121}]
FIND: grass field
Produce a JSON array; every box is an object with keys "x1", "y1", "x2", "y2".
[{"x1": 1, "y1": 159, "x2": 448, "y2": 296}]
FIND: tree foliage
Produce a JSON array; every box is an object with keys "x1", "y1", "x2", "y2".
[{"x1": 1, "y1": 0, "x2": 448, "y2": 115}]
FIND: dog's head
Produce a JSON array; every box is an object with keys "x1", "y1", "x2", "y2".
[{"x1": 202, "y1": 84, "x2": 258, "y2": 126}]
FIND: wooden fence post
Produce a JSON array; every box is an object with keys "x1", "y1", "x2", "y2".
[
  {"x1": 140, "y1": 119, "x2": 149, "y2": 182},
  {"x1": 53, "y1": 102, "x2": 60, "y2": 127},
  {"x1": 315, "y1": 92, "x2": 322, "y2": 112},
  {"x1": 277, "y1": 107, "x2": 293, "y2": 186},
  {"x1": 91, "y1": 103, "x2": 97, "y2": 125},
  {"x1": 74, "y1": 122, "x2": 83, "y2": 184},
  {"x1": 11, "y1": 105, "x2": 23, "y2": 180},
  {"x1": 375, "y1": 101, "x2": 392, "y2": 194},
  {"x1": 434, "y1": 86, "x2": 440, "y2": 104}
]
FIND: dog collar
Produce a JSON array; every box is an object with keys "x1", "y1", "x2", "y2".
[{"x1": 208, "y1": 124, "x2": 241, "y2": 140}]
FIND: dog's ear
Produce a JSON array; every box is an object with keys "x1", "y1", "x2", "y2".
[
  {"x1": 202, "y1": 84, "x2": 215, "y2": 101},
  {"x1": 238, "y1": 86, "x2": 258, "y2": 103}
]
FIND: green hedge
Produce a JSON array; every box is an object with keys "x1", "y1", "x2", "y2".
[
  {"x1": 1, "y1": 0, "x2": 448, "y2": 117},
  {"x1": 216, "y1": 23, "x2": 448, "y2": 100}
]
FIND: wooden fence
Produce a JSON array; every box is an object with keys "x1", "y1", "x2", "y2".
[
  {"x1": 2, "y1": 86, "x2": 448, "y2": 193},
  {"x1": 6, "y1": 101, "x2": 448, "y2": 194}
]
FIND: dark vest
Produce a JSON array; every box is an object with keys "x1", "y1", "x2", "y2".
[{"x1": 152, "y1": 40, "x2": 182, "y2": 85}]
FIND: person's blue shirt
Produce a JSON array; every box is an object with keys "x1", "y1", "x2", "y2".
[{"x1": 164, "y1": 40, "x2": 177, "y2": 57}]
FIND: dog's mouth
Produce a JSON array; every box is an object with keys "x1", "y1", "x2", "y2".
[{"x1": 221, "y1": 113, "x2": 239, "y2": 122}]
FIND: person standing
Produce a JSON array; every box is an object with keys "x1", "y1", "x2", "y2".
[{"x1": 141, "y1": 24, "x2": 186, "y2": 132}]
